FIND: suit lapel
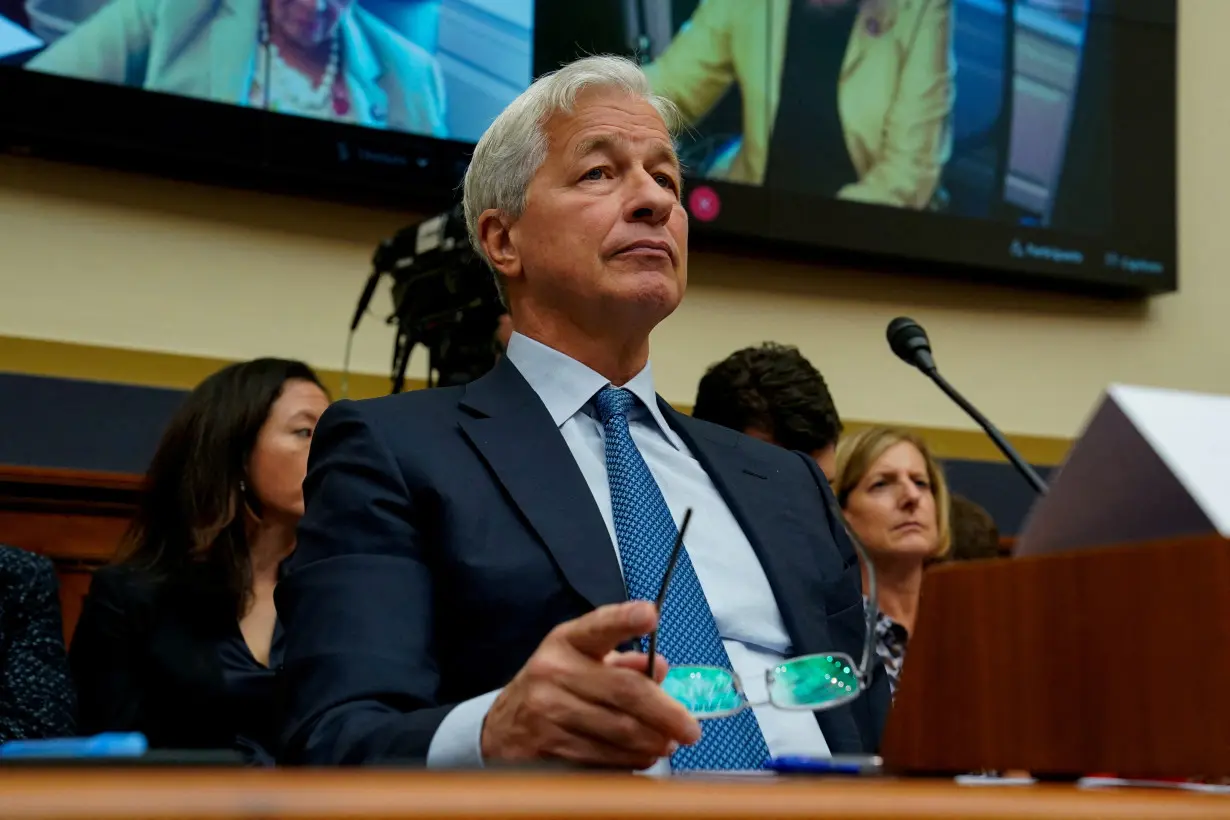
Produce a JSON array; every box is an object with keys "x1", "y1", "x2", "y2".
[
  {"x1": 344, "y1": 8, "x2": 391, "y2": 126},
  {"x1": 663, "y1": 404, "x2": 830, "y2": 641},
  {"x1": 208, "y1": 0, "x2": 261, "y2": 103},
  {"x1": 457, "y1": 358, "x2": 627, "y2": 611},
  {"x1": 663, "y1": 403, "x2": 866, "y2": 752}
]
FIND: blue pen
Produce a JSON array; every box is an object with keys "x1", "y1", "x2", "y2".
[
  {"x1": 767, "y1": 755, "x2": 882, "y2": 775},
  {"x1": 0, "y1": 732, "x2": 148, "y2": 759}
]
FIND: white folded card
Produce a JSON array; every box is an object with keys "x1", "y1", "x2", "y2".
[{"x1": 1015, "y1": 384, "x2": 1230, "y2": 558}]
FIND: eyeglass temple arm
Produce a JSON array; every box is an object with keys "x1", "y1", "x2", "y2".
[
  {"x1": 646, "y1": 509, "x2": 692, "y2": 680},
  {"x1": 824, "y1": 492, "x2": 878, "y2": 683}
]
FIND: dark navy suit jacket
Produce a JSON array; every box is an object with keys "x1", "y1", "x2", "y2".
[{"x1": 276, "y1": 356, "x2": 889, "y2": 764}]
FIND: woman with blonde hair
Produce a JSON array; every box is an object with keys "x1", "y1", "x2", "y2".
[{"x1": 830, "y1": 426, "x2": 950, "y2": 695}]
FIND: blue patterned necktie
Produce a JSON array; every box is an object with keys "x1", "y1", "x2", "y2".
[{"x1": 594, "y1": 386, "x2": 770, "y2": 771}]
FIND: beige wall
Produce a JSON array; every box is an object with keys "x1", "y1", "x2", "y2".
[{"x1": 0, "y1": 1, "x2": 1217, "y2": 442}]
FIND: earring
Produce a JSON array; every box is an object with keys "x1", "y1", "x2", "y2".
[{"x1": 239, "y1": 480, "x2": 247, "y2": 493}]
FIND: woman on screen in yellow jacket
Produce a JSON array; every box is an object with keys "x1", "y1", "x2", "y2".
[
  {"x1": 27, "y1": 0, "x2": 448, "y2": 138},
  {"x1": 645, "y1": 0, "x2": 956, "y2": 210}
]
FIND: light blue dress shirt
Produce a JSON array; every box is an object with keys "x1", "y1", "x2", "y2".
[{"x1": 426, "y1": 333, "x2": 831, "y2": 771}]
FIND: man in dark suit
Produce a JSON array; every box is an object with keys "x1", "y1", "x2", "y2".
[{"x1": 277, "y1": 53, "x2": 889, "y2": 770}]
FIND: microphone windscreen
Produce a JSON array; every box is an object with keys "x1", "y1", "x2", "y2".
[{"x1": 886, "y1": 317, "x2": 930, "y2": 364}]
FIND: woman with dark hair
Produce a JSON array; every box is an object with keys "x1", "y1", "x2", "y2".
[{"x1": 69, "y1": 358, "x2": 329, "y2": 764}]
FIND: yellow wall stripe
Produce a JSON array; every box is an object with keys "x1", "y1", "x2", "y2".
[
  {"x1": 0, "y1": 334, "x2": 1071, "y2": 465},
  {"x1": 0, "y1": 334, "x2": 416, "y2": 399}
]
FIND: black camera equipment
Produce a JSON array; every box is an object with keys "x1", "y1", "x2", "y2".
[{"x1": 349, "y1": 204, "x2": 505, "y2": 393}]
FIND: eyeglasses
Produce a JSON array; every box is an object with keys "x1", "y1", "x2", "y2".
[
  {"x1": 650, "y1": 501, "x2": 879, "y2": 718},
  {"x1": 662, "y1": 654, "x2": 861, "y2": 718}
]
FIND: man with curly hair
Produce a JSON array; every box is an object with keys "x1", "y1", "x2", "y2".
[{"x1": 693, "y1": 343, "x2": 842, "y2": 478}]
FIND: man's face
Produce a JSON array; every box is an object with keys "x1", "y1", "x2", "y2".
[
  {"x1": 491, "y1": 87, "x2": 688, "y2": 328},
  {"x1": 271, "y1": 0, "x2": 353, "y2": 48}
]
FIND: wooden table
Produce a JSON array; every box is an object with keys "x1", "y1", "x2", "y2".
[{"x1": 0, "y1": 769, "x2": 1226, "y2": 819}]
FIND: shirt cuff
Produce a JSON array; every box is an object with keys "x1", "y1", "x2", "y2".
[{"x1": 425, "y1": 688, "x2": 503, "y2": 769}]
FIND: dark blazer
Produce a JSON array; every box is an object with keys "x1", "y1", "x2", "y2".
[
  {"x1": 70, "y1": 563, "x2": 272, "y2": 761},
  {"x1": 277, "y1": 356, "x2": 890, "y2": 765},
  {"x1": 0, "y1": 545, "x2": 75, "y2": 741}
]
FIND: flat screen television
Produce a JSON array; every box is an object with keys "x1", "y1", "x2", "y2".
[
  {"x1": 0, "y1": 0, "x2": 1176, "y2": 296},
  {"x1": 540, "y1": 0, "x2": 1178, "y2": 295},
  {"x1": 0, "y1": 0, "x2": 536, "y2": 203}
]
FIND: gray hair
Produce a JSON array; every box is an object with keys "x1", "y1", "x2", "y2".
[{"x1": 462, "y1": 55, "x2": 682, "y2": 296}]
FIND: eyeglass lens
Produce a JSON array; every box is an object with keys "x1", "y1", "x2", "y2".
[
  {"x1": 662, "y1": 666, "x2": 744, "y2": 717},
  {"x1": 663, "y1": 654, "x2": 860, "y2": 717},
  {"x1": 767, "y1": 654, "x2": 858, "y2": 707}
]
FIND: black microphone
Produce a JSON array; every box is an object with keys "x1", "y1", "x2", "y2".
[
  {"x1": 349, "y1": 270, "x2": 381, "y2": 332},
  {"x1": 886, "y1": 317, "x2": 1048, "y2": 496}
]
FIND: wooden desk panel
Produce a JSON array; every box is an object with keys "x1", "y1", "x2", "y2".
[
  {"x1": 0, "y1": 770, "x2": 1224, "y2": 820},
  {"x1": 884, "y1": 537, "x2": 1230, "y2": 779}
]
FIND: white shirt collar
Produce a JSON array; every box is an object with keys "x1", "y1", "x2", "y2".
[{"x1": 504, "y1": 332, "x2": 682, "y2": 450}]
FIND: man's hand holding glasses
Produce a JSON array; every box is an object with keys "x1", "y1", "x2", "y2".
[
  {"x1": 482, "y1": 496, "x2": 874, "y2": 771},
  {"x1": 480, "y1": 600, "x2": 702, "y2": 770}
]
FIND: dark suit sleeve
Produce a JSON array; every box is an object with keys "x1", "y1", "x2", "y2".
[
  {"x1": 794, "y1": 451, "x2": 891, "y2": 752},
  {"x1": 276, "y1": 400, "x2": 454, "y2": 765},
  {"x1": 0, "y1": 553, "x2": 75, "y2": 741},
  {"x1": 68, "y1": 568, "x2": 150, "y2": 736}
]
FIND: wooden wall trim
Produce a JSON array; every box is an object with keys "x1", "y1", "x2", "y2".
[
  {"x1": 0, "y1": 465, "x2": 139, "y2": 561},
  {"x1": 0, "y1": 465, "x2": 142, "y2": 519},
  {"x1": 0, "y1": 466, "x2": 142, "y2": 644},
  {"x1": 0, "y1": 465, "x2": 143, "y2": 491}
]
